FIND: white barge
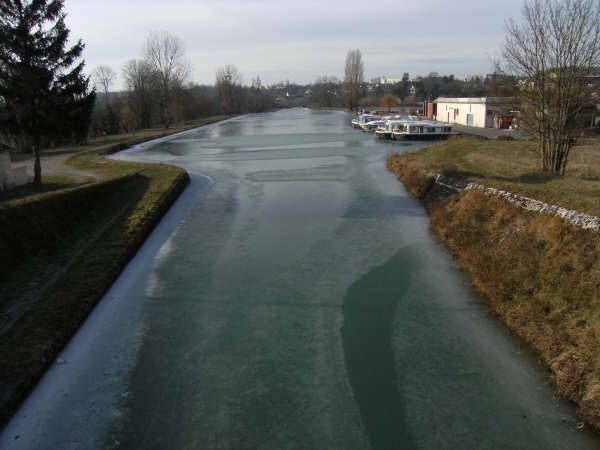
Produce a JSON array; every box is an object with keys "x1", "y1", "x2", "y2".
[
  {"x1": 352, "y1": 113, "x2": 454, "y2": 139},
  {"x1": 374, "y1": 117, "x2": 418, "y2": 139},
  {"x1": 361, "y1": 119, "x2": 386, "y2": 132},
  {"x1": 391, "y1": 120, "x2": 456, "y2": 140},
  {"x1": 352, "y1": 113, "x2": 382, "y2": 130}
]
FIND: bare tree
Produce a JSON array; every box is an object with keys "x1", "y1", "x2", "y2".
[
  {"x1": 119, "y1": 105, "x2": 137, "y2": 135},
  {"x1": 310, "y1": 75, "x2": 341, "y2": 108},
  {"x1": 122, "y1": 59, "x2": 157, "y2": 130},
  {"x1": 503, "y1": 0, "x2": 600, "y2": 174},
  {"x1": 92, "y1": 65, "x2": 116, "y2": 107},
  {"x1": 251, "y1": 75, "x2": 263, "y2": 91},
  {"x1": 343, "y1": 49, "x2": 364, "y2": 111},
  {"x1": 216, "y1": 65, "x2": 243, "y2": 114},
  {"x1": 380, "y1": 93, "x2": 399, "y2": 112},
  {"x1": 144, "y1": 31, "x2": 189, "y2": 128}
]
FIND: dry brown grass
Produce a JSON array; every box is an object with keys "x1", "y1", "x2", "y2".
[
  {"x1": 387, "y1": 148, "x2": 600, "y2": 431},
  {"x1": 429, "y1": 191, "x2": 600, "y2": 428},
  {"x1": 392, "y1": 135, "x2": 600, "y2": 216}
]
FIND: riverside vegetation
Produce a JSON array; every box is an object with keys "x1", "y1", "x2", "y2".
[
  {"x1": 0, "y1": 116, "x2": 229, "y2": 426},
  {"x1": 387, "y1": 135, "x2": 600, "y2": 430}
]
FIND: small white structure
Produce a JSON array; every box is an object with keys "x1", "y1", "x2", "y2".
[
  {"x1": 434, "y1": 97, "x2": 515, "y2": 128},
  {"x1": 0, "y1": 149, "x2": 12, "y2": 191},
  {"x1": 371, "y1": 76, "x2": 403, "y2": 85},
  {"x1": 0, "y1": 144, "x2": 28, "y2": 192}
]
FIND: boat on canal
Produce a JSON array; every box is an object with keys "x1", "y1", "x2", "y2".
[
  {"x1": 351, "y1": 113, "x2": 381, "y2": 129},
  {"x1": 352, "y1": 113, "x2": 391, "y2": 132},
  {"x1": 360, "y1": 119, "x2": 386, "y2": 132},
  {"x1": 374, "y1": 117, "x2": 418, "y2": 139},
  {"x1": 390, "y1": 120, "x2": 457, "y2": 140}
]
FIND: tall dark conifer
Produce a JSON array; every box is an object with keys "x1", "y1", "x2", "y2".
[{"x1": 0, "y1": 0, "x2": 95, "y2": 185}]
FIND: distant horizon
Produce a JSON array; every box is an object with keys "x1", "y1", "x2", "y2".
[
  {"x1": 99, "y1": 71, "x2": 500, "y2": 93},
  {"x1": 64, "y1": 0, "x2": 524, "y2": 90}
]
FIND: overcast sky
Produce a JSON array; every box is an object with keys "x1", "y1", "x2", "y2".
[{"x1": 63, "y1": 0, "x2": 524, "y2": 89}]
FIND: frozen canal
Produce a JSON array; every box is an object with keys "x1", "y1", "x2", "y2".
[{"x1": 1, "y1": 109, "x2": 598, "y2": 449}]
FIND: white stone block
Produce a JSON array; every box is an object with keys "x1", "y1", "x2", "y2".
[
  {"x1": 12, "y1": 166, "x2": 28, "y2": 187},
  {"x1": 0, "y1": 152, "x2": 11, "y2": 192}
]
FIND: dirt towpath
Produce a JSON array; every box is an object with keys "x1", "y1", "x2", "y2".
[
  {"x1": 453, "y1": 123, "x2": 529, "y2": 140},
  {"x1": 11, "y1": 151, "x2": 98, "y2": 182}
]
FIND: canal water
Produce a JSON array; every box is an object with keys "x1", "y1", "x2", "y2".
[{"x1": 1, "y1": 109, "x2": 598, "y2": 449}]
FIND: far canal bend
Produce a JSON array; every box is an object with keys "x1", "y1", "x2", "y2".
[{"x1": 1, "y1": 108, "x2": 599, "y2": 450}]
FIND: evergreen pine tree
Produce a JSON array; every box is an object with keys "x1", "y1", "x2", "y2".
[{"x1": 0, "y1": 0, "x2": 95, "y2": 186}]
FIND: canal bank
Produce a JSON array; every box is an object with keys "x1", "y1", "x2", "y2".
[
  {"x1": 2, "y1": 109, "x2": 599, "y2": 449},
  {"x1": 387, "y1": 139, "x2": 600, "y2": 435},
  {"x1": 0, "y1": 163, "x2": 189, "y2": 428},
  {"x1": 0, "y1": 116, "x2": 240, "y2": 427}
]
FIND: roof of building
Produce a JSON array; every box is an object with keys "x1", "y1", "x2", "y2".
[
  {"x1": 434, "y1": 97, "x2": 516, "y2": 104},
  {"x1": 406, "y1": 120, "x2": 452, "y2": 127}
]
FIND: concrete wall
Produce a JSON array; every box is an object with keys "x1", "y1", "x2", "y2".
[
  {"x1": 0, "y1": 152, "x2": 11, "y2": 192},
  {"x1": 12, "y1": 166, "x2": 28, "y2": 187},
  {"x1": 0, "y1": 152, "x2": 27, "y2": 192},
  {"x1": 423, "y1": 101, "x2": 436, "y2": 119},
  {"x1": 435, "y1": 101, "x2": 489, "y2": 128},
  {"x1": 430, "y1": 173, "x2": 600, "y2": 231}
]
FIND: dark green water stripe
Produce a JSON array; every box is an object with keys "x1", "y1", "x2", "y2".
[{"x1": 342, "y1": 251, "x2": 416, "y2": 450}]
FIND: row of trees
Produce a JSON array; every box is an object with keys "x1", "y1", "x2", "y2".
[
  {"x1": 309, "y1": 49, "x2": 367, "y2": 109},
  {"x1": 90, "y1": 35, "x2": 275, "y2": 138},
  {"x1": 407, "y1": 74, "x2": 488, "y2": 100},
  {"x1": 309, "y1": 76, "x2": 342, "y2": 107},
  {"x1": 309, "y1": 50, "x2": 512, "y2": 109},
  {"x1": 309, "y1": 73, "x2": 512, "y2": 110},
  {"x1": 309, "y1": 73, "x2": 501, "y2": 109}
]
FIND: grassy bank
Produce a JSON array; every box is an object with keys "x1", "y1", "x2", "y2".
[
  {"x1": 0, "y1": 117, "x2": 223, "y2": 425},
  {"x1": 0, "y1": 115, "x2": 229, "y2": 204},
  {"x1": 80, "y1": 114, "x2": 230, "y2": 157},
  {"x1": 10, "y1": 115, "x2": 230, "y2": 163},
  {"x1": 392, "y1": 135, "x2": 600, "y2": 216},
  {"x1": 387, "y1": 136, "x2": 600, "y2": 430}
]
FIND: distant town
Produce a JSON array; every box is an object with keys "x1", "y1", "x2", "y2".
[{"x1": 82, "y1": 68, "x2": 600, "y2": 145}]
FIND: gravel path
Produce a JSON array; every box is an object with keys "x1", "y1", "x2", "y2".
[
  {"x1": 11, "y1": 152, "x2": 98, "y2": 182},
  {"x1": 452, "y1": 123, "x2": 529, "y2": 140}
]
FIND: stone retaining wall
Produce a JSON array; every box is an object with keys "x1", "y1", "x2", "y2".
[{"x1": 432, "y1": 173, "x2": 600, "y2": 231}]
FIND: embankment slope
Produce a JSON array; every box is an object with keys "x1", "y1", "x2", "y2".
[
  {"x1": 0, "y1": 157, "x2": 189, "y2": 427},
  {"x1": 387, "y1": 136, "x2": 600, "y2": 430}
]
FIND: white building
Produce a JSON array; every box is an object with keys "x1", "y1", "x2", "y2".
[
  {"x1": 0, "y1": 149, "x2": 13, "y2": 192},
  {"x1": 434, "y1": 97, "x2": 515, "y2": 128},
  {"x1": 371, "y1": 76, "x2": 403, "y2": 86}
]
